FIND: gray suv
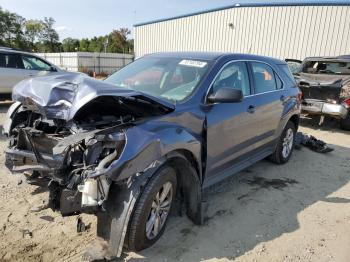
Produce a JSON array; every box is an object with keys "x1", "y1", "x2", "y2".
[
  {"x1": 0, "y1": 47, "x2": 67, "y2": 94},
  {"x1": 5, "y1": 52, "x2": 301, "y2": 258}
]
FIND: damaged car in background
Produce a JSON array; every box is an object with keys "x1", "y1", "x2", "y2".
[
  {"x1": 286, "y1": 55, "x2": 350, "y2": 130},
  {"x1": 5, "y1": 52, "x2": 300, "y2": 259}
]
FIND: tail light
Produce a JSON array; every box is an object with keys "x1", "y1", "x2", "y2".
[{"x1": 343, "y1": 98, "x2": 350, "y2": 108}]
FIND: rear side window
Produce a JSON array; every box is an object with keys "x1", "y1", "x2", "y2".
[
  {"x1": 279, "y1": 64, "x2": 297, "y2": 87},
  {"x1": 0, "y1": 53, "x2": 24, "y2": 69},
  {"x1": 275, "y1": 73, "x2": 283, "y2": 89},
  {"x1": 251, "y1": 62, "x2": 279, "y2": 94}
]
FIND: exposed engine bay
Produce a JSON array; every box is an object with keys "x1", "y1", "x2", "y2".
[{"x1": 5, "y1": 74, "x2": 173, "y2": 216}]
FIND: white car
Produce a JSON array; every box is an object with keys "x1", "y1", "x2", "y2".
[{"x1": 0, "y1": 47, "x2": 73, "y2": 94}]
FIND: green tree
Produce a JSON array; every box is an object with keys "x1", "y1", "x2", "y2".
[
  {"x1": 108, "y1": 28, "x2": 131, "y2": 53},
  {"x1": 62, "y1": 37, "x2": 80, "y2": 52},
  {"x1": 0, "y1": 6, "x2": 134, "y2": 54},
  {"x1": 79, "y1": 38, "x2": 90, "y2": 52},
  {"x1": 40, "y1": 17, "x2": 59, "y2": 52},
  {"x1": 0, "y1": 6, "x2": 27, "y2": 49},
  {"x1": 24, "y1": 19, "x2": 44, "y2": 51}
]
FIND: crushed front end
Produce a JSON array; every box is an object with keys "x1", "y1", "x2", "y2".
[
  {"x1": 5, "y1": 106, "x2": 127, "y2": 216},
  {"x1": 4, "y1": 74, "x2": 173, "y2": 217}
]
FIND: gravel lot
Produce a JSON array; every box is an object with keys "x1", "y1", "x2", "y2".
[{"x1": 0, "y1": 104, "x2": 349, "y2": 262}]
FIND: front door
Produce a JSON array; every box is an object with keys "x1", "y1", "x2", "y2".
[{"x1": 205, "y1": 61, "x2": 260, "y2": 183}]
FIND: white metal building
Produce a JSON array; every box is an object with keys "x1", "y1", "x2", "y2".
[
  {"x1": 134, "y1": 1, "x2": 350, "y2": 60},
  {"x1": 36, "y1": 52, "x2": 133, "y2": 74}
]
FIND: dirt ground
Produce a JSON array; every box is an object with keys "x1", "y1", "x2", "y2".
[{"x1": 0, "y1": 104, "x2": 349, "y2": 262}]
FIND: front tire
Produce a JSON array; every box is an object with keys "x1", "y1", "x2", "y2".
[
  {"x1": 127, "y1": 165, "x2": 177, "y2": 251},
  {"x1": 269, "y1": 121, "x2": 296, "y2": 164}
]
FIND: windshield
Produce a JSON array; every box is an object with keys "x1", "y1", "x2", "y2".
[
  {"x1": 104, "y1": 56, "x2": 210, "y2": 102},
  {"x1": 302, "y1": 60, "x2": 350, "y2": 75}
]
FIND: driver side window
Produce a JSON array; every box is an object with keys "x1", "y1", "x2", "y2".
[{"x1": 212, "y1": 61, "x2": 250, "y2": 96}]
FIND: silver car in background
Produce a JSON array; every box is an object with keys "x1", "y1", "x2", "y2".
[{"x1": 0, "y1": 47, "x2": 69, "y2": 94}]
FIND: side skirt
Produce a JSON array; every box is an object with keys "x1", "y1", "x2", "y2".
[{"x1": 202, "y1": 143, "x2": 274, "y2": 189}]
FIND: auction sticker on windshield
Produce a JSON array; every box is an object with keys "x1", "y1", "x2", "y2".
[{"x1": 179, "y1": 60, "x2": 207, "y2": 68}]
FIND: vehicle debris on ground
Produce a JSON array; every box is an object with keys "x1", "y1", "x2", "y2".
[{"x1": 294, "y1": 132, "x2": 334, "y2": 153}]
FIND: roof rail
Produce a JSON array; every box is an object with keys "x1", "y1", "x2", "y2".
[
  {"x1": 0, "y1": 46, "x2": 24, "y2": 52},
  {"x1": 337, "y1": 55, "x2": 350, "y2": 59},
  {"x1": 0, "y1": 46, "x2": 14, "y2": 50}
]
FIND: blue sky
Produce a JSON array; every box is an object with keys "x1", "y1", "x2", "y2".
[{"x1": 0, "y1": 0, "x2": 347, "y2": 40}]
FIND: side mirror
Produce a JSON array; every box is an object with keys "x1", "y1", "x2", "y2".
[
  {"x1": 50, "y1": 66, "x2": 57, "y2": 72},
  {"x1": 207, "y1": 88, "x2": 243, "y2": 103}
]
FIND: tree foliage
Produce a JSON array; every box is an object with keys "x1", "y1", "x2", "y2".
[
  {"x1": 25, "y1": 19, "x2": 44, "y2": 50},
  {"x1": 0, "y1": 6, "x2": 134, "y2": 54}
]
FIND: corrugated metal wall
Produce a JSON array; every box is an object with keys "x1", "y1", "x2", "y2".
[
  {"x1": 36, "y1": 52, "x2": 134, "y2": 74},
  {"x1": 134, "y1": 5, "x2": 350, "y2": 60}
]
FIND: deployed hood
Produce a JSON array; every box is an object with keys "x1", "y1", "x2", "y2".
[{"x1": 12, "y1": 74, "x2": 174, "y2": 121}]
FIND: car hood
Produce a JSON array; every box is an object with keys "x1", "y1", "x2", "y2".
[{"x1": 12, "y1": 74, "x2": 175, "y2": 121}]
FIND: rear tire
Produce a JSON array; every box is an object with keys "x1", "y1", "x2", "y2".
[
  {"x1": 127, "y1": 165, "x2": 177, "y2": 251},
  {"x1": 340, "y1": 111, "x2": 350, "y2": 131},
  {"x1": 269, "y1": 121, "x2": 296, "y2": 164}
]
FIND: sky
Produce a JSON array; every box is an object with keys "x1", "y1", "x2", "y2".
[{"x1": 0, "y1": 0, "x2": 347, "y2": 40}]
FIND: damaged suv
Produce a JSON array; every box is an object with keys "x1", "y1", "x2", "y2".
[
  {"x1": 5, "y1": 53, "x2": 300, "y2": 258},
  {"x1": 286, "y1": 56, "x2": 350, "y2": 130}
]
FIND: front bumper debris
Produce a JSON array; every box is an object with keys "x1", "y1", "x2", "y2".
[{"x1": 302, "y1": 99, "x2": 348, "y2": 119}]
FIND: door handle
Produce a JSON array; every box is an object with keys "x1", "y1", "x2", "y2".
[{"x1": 247, "y1": 105, "x2": 256, "y2": 114}]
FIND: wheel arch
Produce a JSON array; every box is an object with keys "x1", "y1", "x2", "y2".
[
  {"x1": 164, "y1": 151, "x2": 204, "y2": 225},
  {"x1": 288, "y1": 114, "x2": 300, "y2": 130}
]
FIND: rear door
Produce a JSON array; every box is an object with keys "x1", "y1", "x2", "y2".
[
  {"x1": 248, "y1": 62, "x2": 285, "y2": 151},
  {"x1": 0, "y1": 52, "x2": 27, "y2": 93}
]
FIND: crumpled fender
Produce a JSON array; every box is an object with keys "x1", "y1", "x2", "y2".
[
  {"x1": 96, "y1": 173, "x2": 148, "y2": 259},
  {"x1": 96, "y1": 152, "x2": 204, "y2": 259},
  {"x1": 88, "y1": 124, "x2": 202, "y2": 182}
]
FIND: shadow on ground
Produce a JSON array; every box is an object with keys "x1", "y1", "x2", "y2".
[{"x1": 116, "y1": 141, "x2": 349, "y2": 261}]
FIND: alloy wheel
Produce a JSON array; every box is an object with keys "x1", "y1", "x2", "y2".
[
  {"x1": 282, "y1": 128, "x2": 294, "y2": 159},
  {"x1": 145, "y1": 181, "x2": 173, "y2": 240}
]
